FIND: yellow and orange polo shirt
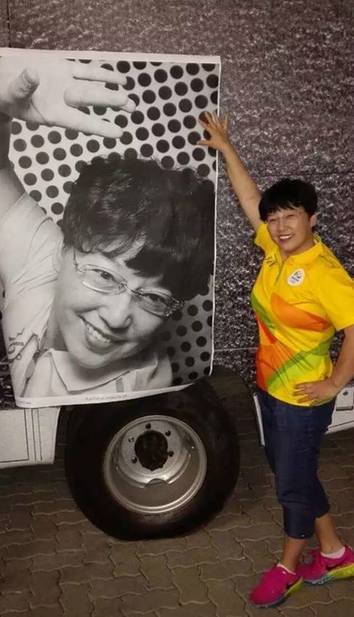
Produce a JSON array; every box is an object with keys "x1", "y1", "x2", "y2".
[{"x1": 251, "y1": 223, "x2": 354, "y2": 406}]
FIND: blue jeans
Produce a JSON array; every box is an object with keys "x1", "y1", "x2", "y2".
[{"x1": 257, "y1": 389, "x2": 335, "y2": 539}]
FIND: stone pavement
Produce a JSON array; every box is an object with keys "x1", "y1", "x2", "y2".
[{"x1": 0, "y1": 369, "x2": 353, "y2": 617}]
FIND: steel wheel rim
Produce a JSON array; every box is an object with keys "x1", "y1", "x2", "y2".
[{"x1": 103, "y1": 414, "x2": 207, "y2": 514}]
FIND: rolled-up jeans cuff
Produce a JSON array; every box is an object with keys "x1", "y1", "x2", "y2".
[{"x1": 284, "y1": 504, "x2": 330, "y2": 539}]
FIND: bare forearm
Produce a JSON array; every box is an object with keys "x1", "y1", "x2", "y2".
[
  {"x1": 330, "y1": 325, "x2": 354, "y2": 390},
  {"x1": 199, "y1": 113, "x2": 262, "y2": 231},
  {"x1": 0, "y1": 114, "x2": 24, "y2": 213},
  {"x1": 222, "y1": 142, "x2": 262, "y2": 231}
]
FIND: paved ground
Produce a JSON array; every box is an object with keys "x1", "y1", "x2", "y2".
[{"x1": 0, "y1": 369, "x2": 353, "y2": 617}]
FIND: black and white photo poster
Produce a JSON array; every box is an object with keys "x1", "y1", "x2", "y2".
[{"x1": 0, "y1": 49, "x2": 219, "y2": 407}]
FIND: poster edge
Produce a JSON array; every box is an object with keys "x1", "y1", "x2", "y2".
[
  {"x1": 15, "y1": 382, "x2": 195, "y2": 408},
  {"x1": 0, "y1": 47, "x2": 221, "y2": 64},
  {"x1": 209, "y1": 61, "x2": 221, "y2": 378}
]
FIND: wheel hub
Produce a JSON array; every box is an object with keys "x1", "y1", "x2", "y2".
[{"x1": 134, "y1": 430, "x2": 169, "y2": 471}]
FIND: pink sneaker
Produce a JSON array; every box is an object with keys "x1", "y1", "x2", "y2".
[
  {"x1": 249, "y1": 564, "x2": 303, "y2": 608},
  {"x1": 299, "y1": 546, "x2": 354, "y2": 585}
]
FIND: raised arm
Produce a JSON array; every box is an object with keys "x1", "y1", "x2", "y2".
[
  {"x1": 0, "y1": 55, "x2": 135, "y2": 219},
  {"x1": 0, "y1": 113, "x2": 23, "y2": 213},
  {"x1": 199, "y1": 112, "x2": 262, "y2": 231}
]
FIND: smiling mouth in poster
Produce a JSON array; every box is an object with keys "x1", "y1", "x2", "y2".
[{"x1": 0, "y1": 49, "x2": 220, "y2": 408}]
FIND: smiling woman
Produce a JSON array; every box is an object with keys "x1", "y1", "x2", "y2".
[{"x1": 199, "y1": 111, "x2": 354, "y2": 608}]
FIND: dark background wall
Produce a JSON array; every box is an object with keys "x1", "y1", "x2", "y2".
[{"x1": 1, "y1": 0, "x2": 353, "y2": 387}]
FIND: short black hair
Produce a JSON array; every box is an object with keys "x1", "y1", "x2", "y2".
[
  {"x1": 62, "y1": 157, "x2": 215, "y2": 301},
  {"x1": 259, "y1": 178, "x2": 318, "y2": 222}
]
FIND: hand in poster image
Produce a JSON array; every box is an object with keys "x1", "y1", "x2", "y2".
[
  {"x1": 0, "y1": 56, "x2": 135, "y2": 137},
  {"x1": 0, "y1": 53, "x2": 215, "y2": 405}
]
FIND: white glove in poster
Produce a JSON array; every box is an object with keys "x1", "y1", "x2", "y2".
[{"x1": 0, "y1": 49, "x2": 219, "y2": 407}]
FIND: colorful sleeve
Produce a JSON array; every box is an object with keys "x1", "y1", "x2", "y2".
[
  {"x1": 254, "y1": 222, "x2": 277, "y2": 254},
  {"x1": 316, "y1": 264, "x2": 354, "y2": 331}
]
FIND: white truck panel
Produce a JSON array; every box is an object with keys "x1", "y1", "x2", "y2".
[{"x1": 0, "y1": 407, "x2": 60, "y2": 468}]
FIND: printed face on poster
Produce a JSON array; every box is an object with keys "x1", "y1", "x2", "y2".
[{"x1": 0, "y1": 49, "x2": 219, "y2": 407}]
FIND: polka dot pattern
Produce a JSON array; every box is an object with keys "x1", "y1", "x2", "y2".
[{"x1": 9, "y1": 56, "x2": 219, "y2": 386}]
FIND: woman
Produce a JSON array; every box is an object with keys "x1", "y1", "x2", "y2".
[{"x1": 199, "y1": 112, "x2": 354, "y2": 608}]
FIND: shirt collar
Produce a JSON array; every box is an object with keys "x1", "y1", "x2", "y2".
[
  {"x1": 285, "y1": 234, "x2": 323, "y2": 265},
  {"x1": 47, "y1": 348, "x2": 158, "y2": 392}
]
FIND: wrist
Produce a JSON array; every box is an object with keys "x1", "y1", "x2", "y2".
[
  {"x1": 328, "y1": 375, "x2": 344, "y2": 393},
  {"x1": 221, "y1": 141, "x2": 236, "y2": 157}
]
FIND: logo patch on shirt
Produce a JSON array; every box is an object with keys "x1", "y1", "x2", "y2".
[{"x1": 287, "y1": 268, "x2": 305, "y2": 286}]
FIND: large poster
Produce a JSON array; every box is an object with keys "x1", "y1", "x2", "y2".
[{"x1": 0, "y1": 49, "x2": 219, "y2": 407}]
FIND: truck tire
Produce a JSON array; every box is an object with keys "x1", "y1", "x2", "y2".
[{"x1": 65, "y1": 379, "x2": 240, "y2": 540}]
